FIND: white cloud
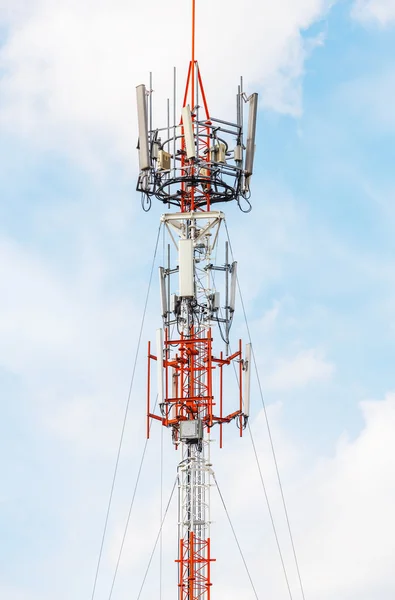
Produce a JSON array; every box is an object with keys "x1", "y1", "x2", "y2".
[
  {"x1": 205, "y1": 392, "x2": 395, "y2": 599},
  {"x1": 0, "y1": 234, "x2": 128, "y2": 378},
  {"x1": 259, "y1": 300, "x2": 281, "y2": 330},
  {"x1": 352, "y1": 0, "x2": 395, "y2": 25},
  {"x1": 4, "y1": 390, "x2": 392, "y2": 600},
  {"x1": 0, "y1": 224, "x2": 154, "y2": 455},
  {"x1": 265, "y1": 347, "x2": 335, "y2": 390},
  {"x1": 297, "y1": 393, "x2": 395, "y2": 598},
  {"x1": 0, "y1": 0, "x2": 333, "y2": 168}
]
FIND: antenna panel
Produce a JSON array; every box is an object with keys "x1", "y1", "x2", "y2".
[
  {"x1": 243, "y1": 343, "x2": 252, "y2": 416},
  {"x1": 136, "y1": 84, "x2": 150, "y2": 171},
  {"x1": 245, "y1": 93, "x2": 258, "y2": 176},
  {"x1": 179, "y1": 239, "x2": 194, "y2": 297},
  {"x1": 156, "y1": 328, "x2": 164, "y2": 404},
  {"x1": 182, "y1": 104, "x2": 196, "y2": 160},
  {"x1": 230, "y1": 261, "x2": 238, "y2": 312},
  {"x1": 159, "y1": 267, "x2": 167, "y2": 317}
]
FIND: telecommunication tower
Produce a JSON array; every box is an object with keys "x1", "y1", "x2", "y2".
[{"x1": 136, "y1": 1, "x2": 258, "y2": 597}]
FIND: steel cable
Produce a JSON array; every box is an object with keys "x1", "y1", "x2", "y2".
[
  {"x1": 136, "y1": 476, "x2": 178, "y2": 599},
  {"x1": 90, "y1": 223, "x2": 162, "y2": 600},
  {"x1": 108, "y1": 394, "x2": 160, "y2": 598},
  {"x1": 225, "y1": 337, "x2": 294, "y2": 600},
  {"x1": 108, "y1": 434, "x2": 149, "y2": 598},
  {"x1": 224, "y1": 220, "x2": 306, "y2": 600},
  {"x1": 213, "y1": 473, "x2": 259, "y2": 600},
  {"x1": 247, "y1": 422, "x2": 294, "y2": 600}
]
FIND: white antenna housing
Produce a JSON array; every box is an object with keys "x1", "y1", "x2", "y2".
[
  {"x1": 179, "y1": 239, "x2": 194, "y2": 297},
  {"x1": 244, "y1": 343, "x2": 252, "y2": 417},
  {"x1": 156, "y1": 328, "x2": 164, "y2": 404},
  {"x1": 171, "y1": 367, "x2": 177, "y2": 398},
  {"x1": 136, "y1": 84, "x2": 150, "y2": 171},
  {"x1": 245, "y1": 93, "x2": 258, "y2": 176},
  {"x1": 182, "y1": 104, "x2": 196, "y2": 160},
  {"x1": 159, "y1": 267, "x2": 167, "y2": 317},
  {"x1": 229, "y1": 261, "x2": 238, "y2": 312}
]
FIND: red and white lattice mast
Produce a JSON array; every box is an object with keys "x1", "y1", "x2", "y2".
[{"x1": 136, "y1": 2, "x2": 258, "y2": 597}]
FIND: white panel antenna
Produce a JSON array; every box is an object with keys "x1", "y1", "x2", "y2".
[
  {"x1": 229, "y1": 261, "x2": 238, "y2": 312},
  {"x1": 171, "y1": 367, "x2": 177, "y2": 398},
  {"x1": 159, "y1": 267, "x2": 167, "y2": 317},
  {"x1": 182, "y1": 104, "x2": 196, "y2": 160},
  {"x1": 156, "y1": 328, "x2": 164, "y2": 404},
  {"x1": 136, "y1": 84, "x2": 150, "y2": 171},
  {"x1": 243, "y1": 343, "x2": 252, "y2": 417},
  {"x1": 244, "y1": 93, "x2": 258, "y2": 176},
  {"x1": 179, "y1": 239, "x2": 194, "y2": 297}
]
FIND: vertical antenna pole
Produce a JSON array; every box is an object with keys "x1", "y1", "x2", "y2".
[
  {"x1": 191, "y1": 0, "x2": 196, "y2": 109},
  {"x1": 225, "y1": 241, "x2": 229, "y2": 355},
  {"x1": 239, "y1": 338, "x2": 243, "y2": 436},
  {"x1": 167, "y1": 98, "x2": 170, "y2": 141},
  {"x1": 173, "y1": 67, "x2": 177, "y2": 179},
  {"x1": 147, "y1": 341, "x2": 151, "y2": 439},
  {"x1": 237, "y1": 85, "x2": 240, "y2": 127},
  {"x1": 167, "y1": 243, "x2": 171, "y2": 330},
  {"x1": 220, "y1": 351, "x2": 223, "y2": 448},
  {"x1": 167, "y1": 98, "x2": 171, "y2": 208},
  {"x1": 240, "y1": 76, "x2": 244, "y2": 132},
  {"x1": 149, "y1": 72, "x2": 153, "y2": 144},
  {"x1": 195, "y1": 55, "x2": 199, "y2": 158}
]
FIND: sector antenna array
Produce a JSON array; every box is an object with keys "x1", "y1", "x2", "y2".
[{"x1": 136, "y1": 61, "x2": 257, "y2": 212}]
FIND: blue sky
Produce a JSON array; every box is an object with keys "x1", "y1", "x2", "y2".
[{"x1": 1, "y1": 0, "x2": 395, "y2": 599}]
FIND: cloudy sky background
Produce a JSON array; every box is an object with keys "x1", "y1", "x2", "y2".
[{"x1": 1, "y1": 0, "x2": 395, "y2": 598}]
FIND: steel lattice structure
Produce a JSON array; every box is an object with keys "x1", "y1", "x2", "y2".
[{"x1": 137, "y1": 2, "x2": 257, "y2": 597}]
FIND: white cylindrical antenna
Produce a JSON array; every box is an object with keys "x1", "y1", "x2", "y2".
[
  {"x1": 156, "y1": 328, "x2": 164, "y2": 404},
  {"x1": 244, "y1": 93, "x2": 258, "y2": 176},
  {"x1": 181, "y1": 104, "x2": 196, "y2": 160},
  {"x1": 243, "y1": 343, "x2": 252, "y2": 417},
  {"x1": 159, "y1": 267, "x2": 167, "y2": 317},
  {"x1": 136, "y1": 84, "x2": 150, "y2": 171},
  {"x1": 171, "y1": 367, "x2": 177, "y2": 398},
  {"x1": 229, "y1": 261, "x2": 238, "y2": 312},
  {"x1": 179, "y1": 239, "x2": 194, "y2": 297}
]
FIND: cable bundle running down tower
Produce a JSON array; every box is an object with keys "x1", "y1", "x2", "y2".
[{"x1": 136, "y1": 2, "x2": 258, "y2": 598}]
